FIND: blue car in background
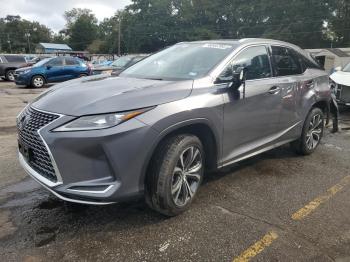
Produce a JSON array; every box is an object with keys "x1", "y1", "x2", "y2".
[{"x1": 14, "y1": 56, "x2": 92, "y2": 88}]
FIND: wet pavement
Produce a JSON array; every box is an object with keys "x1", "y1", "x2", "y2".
[{"x1": 0, "y1": 80, "x2": 350, "y2": 261}]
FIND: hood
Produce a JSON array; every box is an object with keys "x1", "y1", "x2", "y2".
[
  {"x1": 330, "y1": 71, "x2": 350, "y2": 86},
  {"x1": 32, "y1": 75, "x2": 193, "y2": 116},
  {"x1": 15, "y1": 66, "x2": 32, "y2": 72}
]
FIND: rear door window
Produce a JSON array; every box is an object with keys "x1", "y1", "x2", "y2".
[
  {"x1": 271, "y1": 46, "x2": 303, "y2": 76},
  {"x1": 4, "y1": 55, "x2": 26, "y2": 63},
  {"x1": 65, "y1": 57, "x2": 80, "y2": 66},
  {"x1": 48, "y1": 57, "x2": 64, "y2": 67}
]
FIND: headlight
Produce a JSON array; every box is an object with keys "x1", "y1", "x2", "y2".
[
  {"x1": 329, "y1": 78, "x2": 337, "y2": 87},
  {"x1": 20, "y1": 69, "x2": 31, "y2": 74},
  {"x1": 53, "y1": 108, "x2": 152, "y2": 132}
]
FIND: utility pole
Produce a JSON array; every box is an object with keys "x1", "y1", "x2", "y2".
[
  {"x1": 7, "y1": 33, "x2": 12, "y2": 53},
  {"x1": 118, "y1": 17, "x2": 121, "y2": 56},
  {"x1": 25, "y1": 31, "x2": 31, "y2": 53}
]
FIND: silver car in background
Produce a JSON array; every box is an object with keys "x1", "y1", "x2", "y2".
[{"x1": 17, "y1": 39, "x2": 332, "y2": 216}]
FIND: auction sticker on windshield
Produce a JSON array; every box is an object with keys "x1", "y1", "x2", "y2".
[{"x1": 202, "y1": 43, "x2": 232, "y2": 49}]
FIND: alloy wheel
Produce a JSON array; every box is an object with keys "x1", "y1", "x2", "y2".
[
  {"x1": 33, "y1": 77, "x2": 44, "y2": 88},
  {"x1": 306, "y1": 114, "x2": 323, "y2": 150},
  {"x1": 171, "y1": 146, "x2": 202, "y2": 207}
]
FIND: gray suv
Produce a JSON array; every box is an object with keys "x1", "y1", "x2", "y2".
[{"x1": 17, "y1": 39, "x2": 332, "y2": 216}]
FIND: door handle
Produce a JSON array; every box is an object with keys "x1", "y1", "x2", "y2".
[{"x1": 268, "y1": 86, "x2": 281, "y2": 94}]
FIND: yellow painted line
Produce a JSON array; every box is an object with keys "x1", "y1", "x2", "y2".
[
  {"x1": 292, "y1": 175, "x2": 350, "y2": 220},
  {"x1": 232, "y1": 231, "x2": 278, "y2": 262}
]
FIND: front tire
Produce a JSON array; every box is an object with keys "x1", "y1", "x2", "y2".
[
  {"x1": 31, "y1": 75, "x2": 45, "y2": 88},
  {"x1": 5, "y1": 70, "x2": 15, "y2": 81},
  {"x1": 146, "y1": 135, "x2": 204, "y2": 216},
  {"x1": 291, "y1": 107, "x2": 324, "y2": 155}
]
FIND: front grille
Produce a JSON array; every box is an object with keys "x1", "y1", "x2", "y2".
[
  {"x1": 338, "y1": 84, "x2": 350, "y2": 103},
  {"x1": 17, "y1": 106, "x2": 60, "y2": 182}
]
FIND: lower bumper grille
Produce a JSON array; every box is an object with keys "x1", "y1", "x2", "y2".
[{"x1": 17, "y1": 106, "x2": 60, "y2": 182}]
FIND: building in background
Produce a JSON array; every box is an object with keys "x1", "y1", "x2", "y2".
[
  {"x1": 306, "y1": 48, "x2": 350, "y2": 74},
  {"x1": 35, "y1": 43, "x2": 72, "y2": 54}
]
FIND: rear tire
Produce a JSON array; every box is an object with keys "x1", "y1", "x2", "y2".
[
  {"x1": 291, "y1": 107, "x2": 324, "y2": 155},
  {"x1": 31, "y1": 75, "x2": 45, "y2": 88},
  {"x1": 5, "y1": 70, "x2": 15, "y2": 81},
  {"x1": 146, "y1": 134, "x2": 204, "y2": 216}
]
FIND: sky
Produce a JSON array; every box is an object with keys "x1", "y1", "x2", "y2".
[{"x1": 0, "y1": 0, "x2": 131, "y2": 32}]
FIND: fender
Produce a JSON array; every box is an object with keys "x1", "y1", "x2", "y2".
[{"x1": 138, "y1": 118, "x2": 221, "y2": 190}]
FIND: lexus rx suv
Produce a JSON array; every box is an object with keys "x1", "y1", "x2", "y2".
[{"x1": 17, "y1": 39, "x2": 332, "y2": 216}]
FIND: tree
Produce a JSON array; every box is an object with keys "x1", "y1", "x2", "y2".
[
  {"x1": 64, "y1": 8, "x2": 98, "y2": 51},
  {"x1": 328, "y1": 0, "x2": 350, "y2": 47},
  {"x1": 0, "y1": 15, "x2": 51, "y2": 53}
]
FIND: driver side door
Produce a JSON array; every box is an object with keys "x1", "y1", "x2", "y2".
[{"x1": 220, "y1": 45, "x2": 283, "y2": 166}]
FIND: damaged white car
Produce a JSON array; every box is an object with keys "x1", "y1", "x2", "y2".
[{"x1": 330, "y1": 63, "x2": 350, "y2": 106}]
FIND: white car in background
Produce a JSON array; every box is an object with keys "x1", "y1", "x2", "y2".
[{"x1": 330, "y1": 63, "x2": 350, "y2": 106}]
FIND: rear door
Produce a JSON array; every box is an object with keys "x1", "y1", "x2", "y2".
[
  {"x1": 269, "y1": 45, "x2": 310, "y2": 136},
  {"x1": 221, "y1": 45, "x2": 283, "y2": 165},
  {"x1": 45, "y1": 57, "x2": 67, "y2": 82},
  {"x1": 64, "y1": 57, "x2": 82, "y2": 80}
]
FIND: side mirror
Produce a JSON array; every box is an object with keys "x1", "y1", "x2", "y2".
[
  {"x1": 46, "y1": 65, "x2": 52, "y2": 70},
  {"x1": 334, "y1": 66, "x2": 341, "y2": 72},
  {"x1": 230, "y1": 66, "x2": 246, "y2": 89},
  {"x1": 215, "y1": 66, "x2": 247, "y2": 88}
]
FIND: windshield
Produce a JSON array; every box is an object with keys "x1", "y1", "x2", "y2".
[
  {"x1": 112, "y1": 57, "x2": 132, "y2": 69},
  {"x1": 33, "y1": 58, "x2": 52, "y2": 67},
  {"x1": 120, "y1": 43, "x2": 237, "y2": 80},
  {"x1": 342, "y1": 63, "x2": 350, "y2": 72}
]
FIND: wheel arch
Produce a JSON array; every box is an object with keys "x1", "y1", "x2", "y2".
[
  {"x1": 140, "y1": 119, "x2": 221, "y2": 190},
  {"x1": 31, "y1": 74, "x2": 47, "y2": 84},
  {"x1": 311, "y1": 99, "x2": 330, "y2": 124}
]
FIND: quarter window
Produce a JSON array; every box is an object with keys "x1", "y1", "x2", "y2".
[
  {"x1": 271, "y1": 46, "x2": 303, "y2": 76},
  {"x1": 220, "y1": 46, "x2": 272, "y2": 80}
]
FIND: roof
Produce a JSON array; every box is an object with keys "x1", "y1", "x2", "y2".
[
  {"x1": 38, "y1": 43, "x2": 72, "y2": 50},
  {"x1": 183, "y1": 38, "x2": 301, "y2": 49},
  {"x1": 325, "y1": 48, "x2": 349, "y2": 58}
]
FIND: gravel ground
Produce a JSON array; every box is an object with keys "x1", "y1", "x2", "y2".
[{"x1": 0, "y1": 80, "x2": 350, "y2": 262}]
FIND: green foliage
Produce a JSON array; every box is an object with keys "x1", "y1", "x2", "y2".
[
  {"x1": 328, "y1": 0, "x2": 350, "y2": 47},
  {"x1": 0, "y1": 1, "x2": 349, "y2": 54},
  {"x1": 0, "y1": 15, "x2": 51, "y2": 53},
  {"x1": 64, "y1": 8, "x2": 99, "y2": 51}
]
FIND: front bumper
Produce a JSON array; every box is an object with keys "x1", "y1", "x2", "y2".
[
  {"x1": 19, "y1": 153, "x2": 114, "y2": 205},
  {"x1": 14, "y1": 73, "x2": 30, "y2": 85},
  {"x1": 333, "y1": 83, "x2": 350, "y2": 106},
  {"x1": 18, "y1": 107, "x2": 160, "y2": 205}
]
